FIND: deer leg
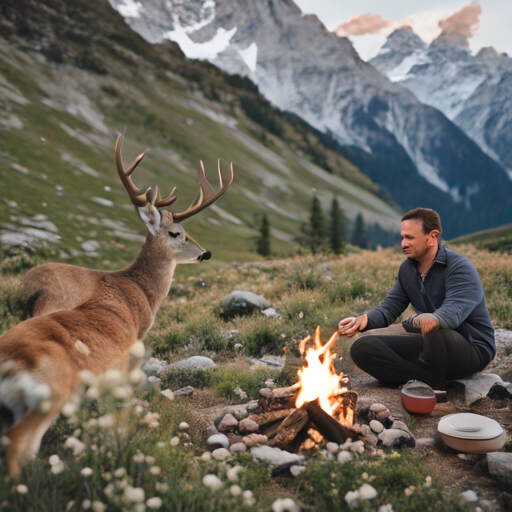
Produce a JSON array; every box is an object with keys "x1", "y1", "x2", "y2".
[{"x1": 5, "y1": 395, "x2": 68, "y2": 479}]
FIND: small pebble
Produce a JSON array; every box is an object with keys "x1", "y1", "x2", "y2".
[
  {"x1": 290, "y1": 465, "x2": 306, "y2": 477},
  {"x1": 179, "y1": 422, "x2": 189, "y2": 430},
  {"x1": 212, "y1": 448, "x2": 231, "y2": 460},
  {"x1": 229, "y1": 443, "x2": 247, "y2": 454},
  {"x1": 369, "y1": 420, "x2": 384, "y2": 433},
  {"x1": 460, "y1": 490, "x2": 478, "y2": 503},
  {"x1": 337, "y1": 451, "x2": 353, "y2": 463},
  {"x1": 326, "y1": 442, "x2": 339, "y2": 454}
]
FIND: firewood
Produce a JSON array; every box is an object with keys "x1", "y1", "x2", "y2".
[
  {"x1": 274, "y1": 409, "x2": 309, "y2": 448},
  {"x1": 307, "y1": 428, "x2": 324, "y2": 444},
  {"x1": 248, "y1": 409, "x2": 294, "y2": 426},
  {"x1": 272, "y1": 383, "x2": 300, "y2": 398},
  {"x1": 303, "y1": 401, "x2": 359, "y2": 444}
]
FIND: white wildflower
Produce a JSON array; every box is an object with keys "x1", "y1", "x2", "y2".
[
  {"x1": 155, "y1": 483, "x2": 169, "y2": 492},
  {"x1": 201, "y1": 452, "x2": 212, "y2": 461},
  {"x1": 378, "y1": 505, "x2": 394, "y2": 512},
  {"x1": 64, "y1": 436, "x2": 86, "y2": 456},
  {"x1": 124, "y1": 486, "x2": 145, "y2": 503},
  {"x1": 82, "y1": 500, "x2": 91, "y2": 509},
  {"x1": 104, "y1": 483, "x2": 115, "y2": 498},
  {"x1": 92, "y1": 501, "x2": 107, "y2": 512},
  {"x1": 112, "y1": 386, "x2": 130, "y2": 400},
  {"x1": 272, "y1": 498, "x2": 300, "y2": 512},
  {"x1": 86, "y1": 386, "x2": 100, "y2": 400},
  {"x1": 359, "y1": 483, "x2": 377, "y2": 500},
  {"x1": 97, "y1": 414, "x2": 115, "y2": 429},
  {"x1": 133, "y1": 453, "x2": 145, "y2": 463},
  {"x1": 156, "y1": 442, "x2": 166, "y2": 448},
  {"x1": 103, "y1": 472, "x2": 112, "y2": 481},
  {"x1": 179, "y1": 422, "x2": 189, "y2": 430},
  {"x1": 202, "y1": 474, "x2": 223, "y2": 492},
  {"x1": 129, "y1": 368, "x2": 147, "y2": 385},
  {"x1": 114, "y1": 467, "x2": 127, "y2": 478},
  {"x1": 425, "y1": 476, "x2": 432, "y2": 488},
  {"x1": 145, "y1": 456, "x2": 156, "y2": 465},
  {"x1": 170, "y1": 436, "x2": 180, "y2": 446},
  {"x1": 81, "y1": 467, "x2": 93, "y2": 477},
  {"x1": 243, "y1": 490, "x2": 255, "y2": 506},
  {"x1": 298, "y1": 312, "x2": 303, "y2": 319},
  {"x1": 134, "y1": 504, "x2": 146, "y2": 512},
  {"x1": 230, "y1": 485, "x2": 242, "y2": 497},
  {"x1": 16, "y1": 484, "x2": 28, "y2": 494},
  {"x1": 100, "y1": 369, "x2": 123, "y2": 388},
  {"x1": 51, "y1": 461, "x2": 65, "y2": 474},
  {"x1": 345, "y1": 490, "x2": 360, "y2": 507},
  {"x1": 227, "y1": 465, "x2": 243, "y2": 482},
  {"x1": 49, "y1": 454, "x2": 61, "y2": 466},
  {"x1": 149, "y1": 466, "x2": 161, "y2": 476},
  {"x1": 129, "y1": 341, "x2": 145, "y2": 358},
  {"x1": 66, "y1": 501, "x2": 75, "y2": 511},
  {"x1": 146, "y1": 497, "x2": 163, "y2": 509},
  {"x1": 404, "y1": 486, "x2": 415, "y2": 496},
  {"x1": 80, "y1": 370, "x2": 98, "y2": 387},
  {"x1": 61, "y1": 402, "x2": 78, "y2": 417}
]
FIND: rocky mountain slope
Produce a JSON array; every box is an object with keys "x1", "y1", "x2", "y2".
[
  {"x1": 370, "y1": 28, "x2": 512, "y2": 177},
  {"x1": 109, "y1": 0, "x2": 512, "y2": 238},
  {"x1": 0, "y1": 0, "x2": 404, "y2": 265}
]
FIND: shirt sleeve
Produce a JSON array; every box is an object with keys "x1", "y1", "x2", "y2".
[
  {"x1": 363, "y1": 273, "x2": 410, "y2": 330},
  {"x1": 431, "y1": 258, "x2": 483, "y2": 329}
]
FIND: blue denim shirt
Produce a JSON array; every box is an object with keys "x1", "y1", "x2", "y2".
[{"x1": 364, "y1": 243, "x2": 495, "y2": 360}]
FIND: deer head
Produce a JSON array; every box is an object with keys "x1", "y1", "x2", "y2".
[{"x1": 114, "y1": 134, "x2": 233, "y2": 263}]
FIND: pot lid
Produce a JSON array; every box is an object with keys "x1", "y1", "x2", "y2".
[{"x1": 438, "y1": 413, "x2": 503, "y2": 440}]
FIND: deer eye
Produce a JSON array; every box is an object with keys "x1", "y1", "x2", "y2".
[{"x1": 169, "y1": 231, "x2": 180, "y2": 238}]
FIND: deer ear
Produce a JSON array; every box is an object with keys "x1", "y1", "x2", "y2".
[{"x1": 137, "y1": 205, "x2": 162, "y2": 236}]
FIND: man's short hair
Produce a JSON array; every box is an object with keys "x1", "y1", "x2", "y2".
[{"x1": 401, "y1": 208, "x2": 442, "y2": 235}]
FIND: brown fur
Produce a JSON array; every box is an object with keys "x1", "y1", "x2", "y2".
[{"x1": 0, "y1": 211, "x2": 207, "y2": 477}]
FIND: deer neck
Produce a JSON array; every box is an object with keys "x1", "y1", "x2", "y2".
[{"x1": 123, "y1": 234, "x2": 177, "y2": 316}]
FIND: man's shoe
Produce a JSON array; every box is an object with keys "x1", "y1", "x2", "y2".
[{"x1": 434, "y1": 390, "x2": 447, "y2": 403}]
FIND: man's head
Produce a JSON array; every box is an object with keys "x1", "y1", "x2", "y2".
[{"x1": 400, "y1": 208, "x2": 442, "y2": 260}]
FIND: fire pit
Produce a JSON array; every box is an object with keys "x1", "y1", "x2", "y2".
[{"x1": 207, "y1": 327, "x2": 416, "y2": 460}]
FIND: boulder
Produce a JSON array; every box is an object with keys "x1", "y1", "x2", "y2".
[
  {"x1": 368, "y1": 403, "x2": 391, "y2": 423},
  {"x1": 218, "y1": 413, "x2": 239, "y2": 432},
  {"x1": 174, "y1": 386, "x2": 195, "y2": 397},
  {"x1": 447, "y1": 373, "x2": 503, "y2": 407},
  {"x1": 220, "y1": 291, "x2": 270, "y2": 317},
  {"x1": 207, "y1": 434, "x2": 230, "y2": 450},
  {"x1": 238, "y1": 418, "x2": 259, "y2": 434},
  {"x1": 167, "y1": 356, "x2": 216, "y2": 372},
  {"x1": 487, "y1": 452, "x2": 512, "y2": 482},
  {"x1": 251, "y1": 446, "x2": 305, "y2": 467},
  {"x1": 379, "y1": 429, "x2": 415, "y2": 448},
  {"x1": 487, "y1": 382, "x2": 512, "y2": 400},
  {"x1": 485, "y1": 329, "x2": 512, "y2": 380}
]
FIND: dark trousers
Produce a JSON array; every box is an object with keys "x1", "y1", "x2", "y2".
[{"x1": 350, "y1": 329, "x2": 490, "y2": 390}]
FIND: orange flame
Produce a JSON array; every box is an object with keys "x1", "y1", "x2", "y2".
[{"x1": 295, "y1": 326, "x2": 353, "y2": 425}]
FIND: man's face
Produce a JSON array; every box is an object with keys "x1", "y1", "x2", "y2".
[{"x1": 401, "y1": 219, "x2": 432, "y2": 260}]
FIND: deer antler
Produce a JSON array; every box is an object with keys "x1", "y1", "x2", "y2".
[
  {"x1": 115, "y1": 134, "x2": 177, "y2": 208},
  {"x1": 172, "y1": 158, "x2": 234, "y2": 223}
]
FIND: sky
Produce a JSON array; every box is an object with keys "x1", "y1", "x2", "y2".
[{"x1": 294, "y1": 0, "x2": 512, "y2": 60}]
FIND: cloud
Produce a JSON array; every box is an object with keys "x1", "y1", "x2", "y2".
[{"x1": 437, "y1": 2, "x2": 481, "y2": 47}]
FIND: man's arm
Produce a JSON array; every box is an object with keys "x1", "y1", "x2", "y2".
[
  {"x1": 431, "y1": 258, "x2": 483, "y2": 329},
  {"x1": 364, "y1": 273, "x2": 410, "y2": 331}
]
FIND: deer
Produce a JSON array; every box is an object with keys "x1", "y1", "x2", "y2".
[{"x1": 0, "y1": 134, "x2": 233, "y2": 478}]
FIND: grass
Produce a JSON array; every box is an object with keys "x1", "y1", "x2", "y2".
[{"x1": 1, "y1": 243, "x2": 510, "y2": 510}]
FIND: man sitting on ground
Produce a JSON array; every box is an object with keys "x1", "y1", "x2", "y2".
[{"x1": 338, "y1": 208, "x2": 495, "y2": 395}]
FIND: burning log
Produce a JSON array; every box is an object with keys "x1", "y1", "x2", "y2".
[
  {"x1": 248, "y1": 409, "x2": 293, "y2": 427},
  {"x1": 303, "y1": 401, "x2": 359, "y2": 444},
  {"x1": 274, "y1": 409, "x2": 309, "y2": 448}
]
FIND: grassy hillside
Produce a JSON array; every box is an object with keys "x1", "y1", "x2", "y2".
[
  {"x1": 0, "y1": 0, "x2": 401, "y2": 268},
  {"x1": 450, "y1": 223, "x2": 512, "y2": 254}
]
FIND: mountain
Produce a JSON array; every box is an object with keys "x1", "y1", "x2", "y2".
[
  {"x1": 0, "y1": 0, "x2": 402, "y2": 266},
  {"x1": 370, "y1": 28, "x2": 512, "y2": 177},
  {"x1": 108, "y1": 0, "x2": 512, "y2": 239}
]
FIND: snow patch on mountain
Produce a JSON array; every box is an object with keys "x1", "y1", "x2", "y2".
[{"x1": 115, "y1": 0, "x2": 144, "y2": 18}]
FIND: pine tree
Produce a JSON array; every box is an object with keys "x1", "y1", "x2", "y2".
[
  {"x1": 256, "y1": 214, "x2": 271, "y2": 256},
  {"x1": 309, "y1": 195, "x2": 326, "y2": 254},
  {"x1": 330, "y1": 196, "x2": 346, "y2": 254},
  {"x1": 351, "y1": 212, "x2": 367, "y2": 249}
]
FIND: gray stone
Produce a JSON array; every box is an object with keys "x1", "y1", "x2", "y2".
[
  {"x1": 142, "y1": 357, "x2": 169, "y2": 374},
  {"x1": 238, "y1": 418, "x2": 259, "y2": 434},
  {"x1": 220, "y1": 291, "x2": 271, "y2": 316},
  {"x1": 487, "y1": 382, "x2": 512, "y2": 400},
  {"x1": 259, "y1": 388, "x2": 273, "y2": 399},
  {"x1": 368, "y1": 403, "x2": 391, "y2": 423},
  {"x1": 486, "y1": 329, "x2": 512, "y2": 381},
  {"x1": 379, "y1": 429, "x2": 416, "y2": 448},
  {"x1": 362, "y1": 433, "x2": 379, "y2": 447},
  {"x1": 391, "y1": 420, "x2": 412, "y2": 434},
  {"x1": 251, "y1": 446, "x2": 305, "y2": 467},
  {"x1": 487, "y1": 452, "x2": 512, "y2": 482},
  {"x1": 229, "y1": 443, "x2": 247, "y2": 454},
  {"x1": 174, "y1": 386, "x2": 194, "y2": 397},
  {"x1": 167, "y1": 356, "x2": 216, "y2": 372},
  {"x1": 447, "y1": 373, "x2": 503, "y2": 407},
  {"x1": 219, "y1": 413, "x2": 239, "y2": 432},
  {"x1": 326, "y1": 442, "x2": 339, "y2": 453},
  {"x1": 205, "y1": 425, "x2": 219, "y2": 437},
  {"x1": 416, "y1": 438, "x2": 436, "y2": 449},
  {"x1": 369, "y1": 420, "x2": 384, "y2": 433},
  {"x1": 207, "y1": 434, "x2": 230, "y2": 450},
  {"x1": 261, "y1": 308, "x2": 279, "y2": 318},
  {"x1": 290, "y1": 465, "x2": 306, "y2": 477},
  {"x1": 349, "y1": 440, "x2": 365, "y2": 453},
  {"x1": 227, "y1": 434, "x2": 244, "y2": 446},
  {"x1": 212, "y1": 448, "x2": 231, "y2": 460},
  {"x1": 243, "y1": 434, "x2": 268, "y2": 447},
  {"x1": 246, "y1": 400, "x2": 261, "y2": 413}
]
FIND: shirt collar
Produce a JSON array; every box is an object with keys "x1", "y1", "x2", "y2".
[{"x1": 434, "y1": 243, "x2": 447, "y2": 265}]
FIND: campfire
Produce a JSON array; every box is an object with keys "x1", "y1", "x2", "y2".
[{"x1": 241, "y1": 327, "x2": 361, "y2": 454}]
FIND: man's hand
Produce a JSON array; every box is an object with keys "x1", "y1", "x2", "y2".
[
  {"x1": 415, "y1": 313, "x2": 440, "y2": 335},
  {"x1": 338, "y1": 314, "x2": 368, "y2": 337}
]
